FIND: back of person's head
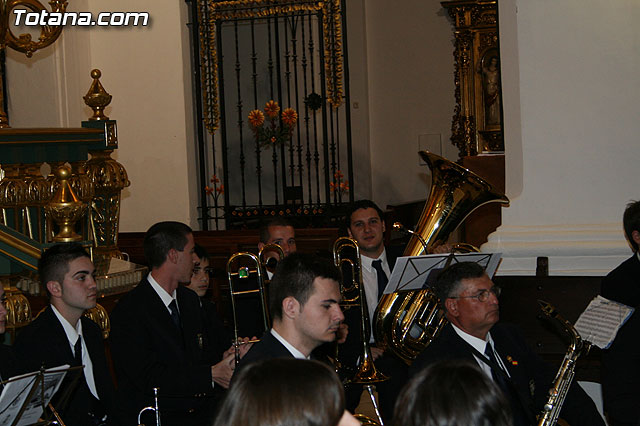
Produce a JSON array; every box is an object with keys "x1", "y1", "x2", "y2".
[
  {"x1": 269, "y1": 252, "x2": 341, "y2": 320},
  {"x1": 39, "y1": 243, "x2": 91, "y2": 288},
  {"x1": 623, "y1": 200, "x2": 640, "y2": 252},
  {"x1": 259, "y1": 217, "x2": 294, "y2": 243},
  {"x1": 194, "y1": 243, "x2": 208, "y2": 261},
  {"x1": 434, "y1": 262, "x2": 485, "y2": 308},
  {"x1": 393, "y1": 359, "x2": 513, "y2": 426},
  {"x1": 143, "y1": 221, "x2": 192, "y2": 269},
  {"x1": 344, "y1": 199, "x2": 384, "y2": 229},
  {"x1": 215, "y1": 358, "x2": 345, "y2": 426}
]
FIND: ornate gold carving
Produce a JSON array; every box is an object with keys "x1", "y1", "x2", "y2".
[
  {"x1": 83, "y1": 303, "x2": 110, "y2": 339},
  {"x1": 442, "y1": 0, "x2": 503, "y2": 157},
  {"x1": 44, "y1": 164, "x2": 87, "y2": 242},
  {"x1": 3, "y1": 285, "x2": 32, "y2": 329},
  {"x1": 0, "y1": 164, "x2": 28, "y2": 206},
  {"x1": 197, "y1": 0, "x2": 345, "y2": 134},
  {"x1": 83, "y1": 69, "x2": 113, "y2": 121},
  {"x1": 86, "y1": 149, "x2": 130, "y2": 260}
]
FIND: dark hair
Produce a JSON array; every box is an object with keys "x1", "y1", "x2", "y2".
[
  {"x1": 392, "y1": 360, "x2": 513, "y2": 426},
  {"x1": 344, "y1": 199, "x2": 384, "y2": 230},
  {"x1": 39, "y1": 243, "x2": 91, "y2": 293},
  {"x1": 143, "y1": 221, "x2": 192, "y2": 269},
  {"x1": 269, "y1": 253, "x2": 341, "y2": 320},
  {"x1": 623, "y1": 200, "x2": 640, "y2": 251},
  {"x1": 434, "y1": 262, "x2": 485, "y2": 307},
  {"x1": 259, "y1": 217, "x2": 294, "y2": 244},
  {"x1": 215, "y1": 358, "x2": 345, "y2": 426},
  {"x1": 194, "y1": 244, "x2": 208, "y2": 261}
]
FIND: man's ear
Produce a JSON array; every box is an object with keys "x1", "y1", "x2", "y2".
[
  {"x1": 347, "y1": 227, "x2": 353, "y2": 238},
  {"x1": 47, "y1": 281, "x2": 62, "y2": 298},
  {"x1": 632, "y1": 230, "x2": 640, "y2": 249},
  {"x1": 381, "y1": 219, "x2": 386, "y2": 234},
  {"x1": 282, "y1": 296, "x2": 300, "y2": 319},
  {"x1": 445, "y1": 298, "x2": 458, "y2": 317},
  {"x1": 167, "y1": 248, "x2": 179, "y2": 264},
  {"x1": 258, "y1": 242, "x2": 265, "y2": 251}
]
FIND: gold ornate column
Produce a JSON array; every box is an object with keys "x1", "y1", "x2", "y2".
[
  {"x1": 441, "y1": 0, "x2": 503, "y2": 157},
  {"x1": 83, "y1": 70, "x2": 130, "y2": 260}
]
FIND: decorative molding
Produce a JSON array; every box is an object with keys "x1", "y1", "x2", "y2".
[{"x1": 482, "y1": 224, "x2": 630, "y2": 276}]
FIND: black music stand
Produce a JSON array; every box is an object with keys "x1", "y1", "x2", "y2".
[
  {"x1": 0, "y1": 364, "x2": 82, "y2": 426},
  {"x1": 384, "y1": 252, "x2": 503, "y2": 294}
]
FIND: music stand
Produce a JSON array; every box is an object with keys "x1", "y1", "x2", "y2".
[
  {"x1": 383, "y1": 252, "x2": 503, "y2": 294},
  {"x1": 0, "y1": 364, "x2": 82, "y2": 426}
]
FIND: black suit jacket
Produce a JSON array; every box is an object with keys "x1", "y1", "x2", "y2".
[
  {"x1": 13, "y1": 306, "x2": 118, "y2": 426},
  {"x1": 109, "y1": 278, "x2": 220, "y2": 426},
  {"x1": 0, "y1": 343, "x2": 16, "y2": 391},
  {"x1": 411, "y1": 323, "x2": 605, "y2": 426},
  {"x1": 236, "y1": 330, "x2": 295, "y2": 371},
  {"x1": 601, "y1": 254, "x2": 640, "y2": 426}
]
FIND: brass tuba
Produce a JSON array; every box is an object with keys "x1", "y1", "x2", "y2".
[{"x1": 373, "y1": 151, "x2": 509, "y2": 364}]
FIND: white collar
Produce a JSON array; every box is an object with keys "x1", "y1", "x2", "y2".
[
  {"x1": 361, "y1": 248, "x2": 388, "y2": 272},
  {"x1": 270, "y1": 328, "x2": 309, "y2": 359},
  {"x1": 148, "y1": 273, "x2": 177, "y2": 310},
  {"x1": 451, "y1": 322, "x2": 495, "y2": 354},
  {"x1": 51, "y1": 304, "x2": 82, "y2": 346}
]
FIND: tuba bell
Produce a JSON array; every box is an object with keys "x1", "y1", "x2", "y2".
[{"x1": 373, "y1": 151, "x2": 509, "y2": 364}]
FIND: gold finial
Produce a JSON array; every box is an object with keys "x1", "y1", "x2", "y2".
[
  {"x1": 83, "y1": 69, "x2": 112, "y2": 121},
  {"x1": 45, "y1": 165, "x2": 86, "y2": 242}
]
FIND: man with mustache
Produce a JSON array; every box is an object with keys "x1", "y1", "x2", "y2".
[
  {"x1": 13, "y1": 243, "x2": 118, "y2": 425},
  {"x1": 411, "y1": 262, "x2": 604, "y2": 426},
  {"x1": 237, "y1": 252, "x2": 345, "y2": 369}
]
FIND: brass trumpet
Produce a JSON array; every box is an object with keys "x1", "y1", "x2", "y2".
[{"x1": 137, "y1": 387, "x2": 161, "y2": 426}]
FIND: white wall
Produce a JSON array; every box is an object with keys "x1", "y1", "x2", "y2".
[
  {"x1": 5, "y1": 0, "x2": 198, "y2": 232},
  {"x1": 362, "y1": 0, "x2": 457, "y2": 208},
  {"x1": 484, "y1": 0, "x2": 640, "y2": 275}
]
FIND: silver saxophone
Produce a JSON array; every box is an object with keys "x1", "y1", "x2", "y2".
[{"x1": 537, "y1": 300, "x2": 592, "y2": 426}]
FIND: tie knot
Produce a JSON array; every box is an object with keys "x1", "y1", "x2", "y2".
[
  {"x1": 372, "y1": 259, "x2": 383, "y2": 269},
  {"x1": 169, "y1": 299, "x2": 178, "y2": 313}
]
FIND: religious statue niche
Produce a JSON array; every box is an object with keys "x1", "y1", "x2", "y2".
[{"x1": 442, "y1": 0, "x2": 504, "y2": 157}]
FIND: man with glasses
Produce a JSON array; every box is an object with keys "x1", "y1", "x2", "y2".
[{"x1": 410, "y1": 262, "x2": 604, "y2": 426}]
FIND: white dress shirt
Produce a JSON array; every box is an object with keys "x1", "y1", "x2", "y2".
[
  {"x1": 51, "y1": 304, "x2": 99, "y2": 399},
  {"x1": 360, "y1": 249, "x2": 391, "y2": 343},
  {"x1": 271, "y1": 328, "x2": 309, "y2": 359},
  {"x1": 451, "y1": 323, "x2": 511, "y2": 380}
]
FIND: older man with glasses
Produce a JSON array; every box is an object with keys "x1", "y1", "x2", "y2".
[{"x1": 409, "y1": 262, "x2": 604, "y2": 426}]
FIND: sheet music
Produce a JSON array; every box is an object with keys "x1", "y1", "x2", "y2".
[
  {"x1": 574, "y1": 295, "x2": 635, "y2": 349},
  {"x1": 384, "y1": 252, "x2": 502, "y2": 294},
  {"x1": 0, "y1": 365, "x2": 68, "y2": 425}
]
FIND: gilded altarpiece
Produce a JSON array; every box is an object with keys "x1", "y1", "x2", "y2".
[{"x1": 442, "y1": 0, "x2": 504, "y2": 157}]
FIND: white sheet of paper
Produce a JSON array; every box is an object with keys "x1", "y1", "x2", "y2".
[
  {"x1": 574, "y1": 295, "x2": 635, "y2": 349},
  {"x1": 0, "y1": 365, "x2": 69, "y2": 426},
  {"x1": 384, "y1": 252, "x2": 502, "y2": 294}
]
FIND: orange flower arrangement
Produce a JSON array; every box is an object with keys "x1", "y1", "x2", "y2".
[
  {"x1": 248, "y1": 100, "x2": 297, "y2": 148},
  {"x1": 205, "y1": 174, "x2": 224, "y2": 202},
  {"x1": 329, "y1": 170, "x2": 349, "y2": 195}
]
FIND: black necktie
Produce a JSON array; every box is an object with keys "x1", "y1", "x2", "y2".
[
  {"x1": 74, "y1": 336, "x2": 82, "y2": 366},
  {"x1": 372, "y1": 260, "x2": 388, "y2": 299},
  {"x1": 484, "y1": 341, "x2": 509, "y2": 392},
  {"x1": 168, "y1": 299, "x2": 181, "y2": 329}
]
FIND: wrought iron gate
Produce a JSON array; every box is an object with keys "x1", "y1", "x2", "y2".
[{"x1": 188, "y1": 0, "x2": 354, "y2": 230}]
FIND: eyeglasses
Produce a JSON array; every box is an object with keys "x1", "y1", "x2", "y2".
[{"x1": 449, "y1": 286, "x2": 501, "y2": 302}]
